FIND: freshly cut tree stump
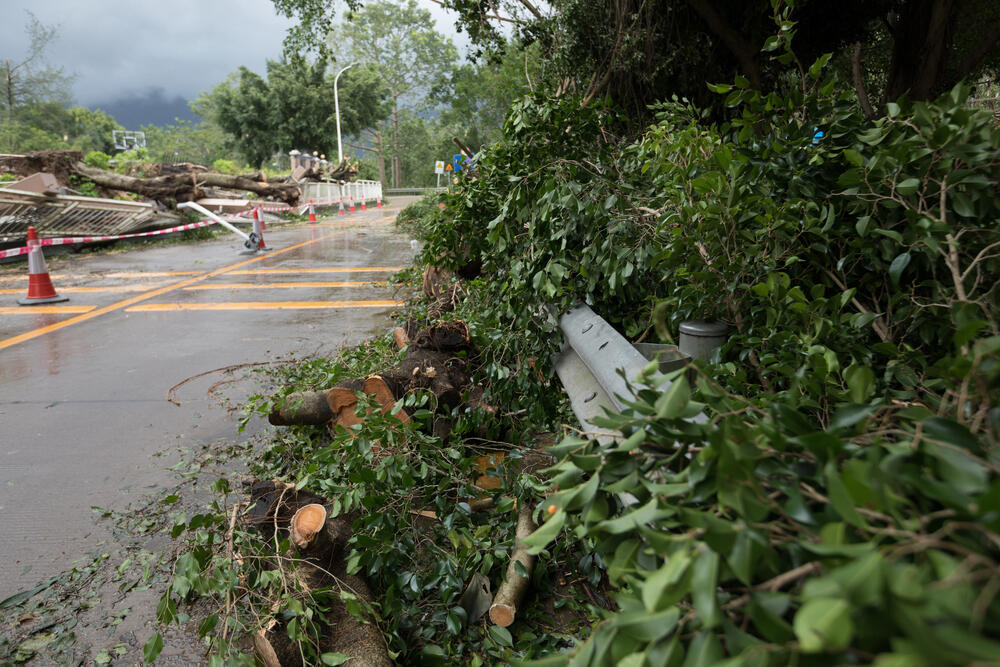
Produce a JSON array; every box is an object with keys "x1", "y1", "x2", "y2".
[
  {"x1": 290, "y1": 503, "x2": 327, "y2": 548},
  {"x1": 489, "y1": 502, "x2": 538, "y2": 627},
  {"x1": 247, "y1": 481, "x2": 390, "y2": 667}
]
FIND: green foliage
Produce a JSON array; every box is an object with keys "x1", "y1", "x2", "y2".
[
  {"x1": 404, "y1": 54, "x2": 1000, "y2": 663},
  {"x1": 69, "y1": 107, "x2": 122, "y2": 154},
  {"x1": 142, "y1": 119, "x2": 231, "y2": 166},
  {"x1": 211, "y1": 158, "x2": 238, "y2": 174},
  {"x1": 206, "y1": 58, "x2": 390, "y2": 168},
  {"x1": 157, "y1": 334, "x2": 596, "y2": 664},
  {"x1": 84, "y1": 150, "x2": 111, "y2": 170}
]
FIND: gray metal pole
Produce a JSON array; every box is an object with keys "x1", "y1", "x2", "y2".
[{"x1": 334, "y1": 62, "x2": 358, "y2": 165}]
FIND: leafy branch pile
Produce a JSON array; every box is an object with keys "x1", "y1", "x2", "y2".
[
  {"x1": 150, "y1": 22, "x2": 1000, "y2": 667},
  {"x1": 402, "y1": 41, "x2": 1000, "y2": 667}
]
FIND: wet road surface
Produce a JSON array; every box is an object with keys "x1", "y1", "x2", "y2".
[{"x1": 0, "y1": 201, "x2": 418, "y2": 599}]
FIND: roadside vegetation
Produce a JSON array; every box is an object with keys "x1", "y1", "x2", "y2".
[
  {"x1": 3, "y1": 0, "x2": 999, "y2": 664},
  {"x1": 138, "y1": 2, "x2": 1000, "y2": 665}
]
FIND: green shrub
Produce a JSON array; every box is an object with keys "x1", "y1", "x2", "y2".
[
  {"x1": 409, "y1": 60, "x2": 1000, "y2": 666},
  {"x1": 212, "y1": 158, "x2": 239, "y2": 174},
  {"x1": 83, "y1": 150, "x2": 111, "y2": 170}
]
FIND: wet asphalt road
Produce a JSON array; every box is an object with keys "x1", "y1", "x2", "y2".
[{"x1": 0, "y1": 200, "x2": 418, "y2": 598}]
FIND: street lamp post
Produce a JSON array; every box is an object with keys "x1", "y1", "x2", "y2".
[{"x1": 334, "y1": 62, "x2": 358, "y2": 165}]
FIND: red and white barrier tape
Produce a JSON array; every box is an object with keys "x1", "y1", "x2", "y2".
[
  {"x1": 0, "y1": 195, "x2": 375, "y2": 259},
  {"x1": 0, "y1": 219, "x2": 215, "y2": 259}
]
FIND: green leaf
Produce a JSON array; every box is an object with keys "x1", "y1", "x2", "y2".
[
  {"x1": 896, "y1": 178, "x2": 920, "y2": 195},
  {"x1": 843, "y1": 149, "x2": 864, "y2": 167},
  {"x1": 655, "y1": 376, "x2": 690, "y2": 419},
  {"x1": 642, "y1": 551, "x2": 693, "y2": 611},
  {"x1": 793, "y1": 597, "x2": 854, "y2": 652},
  {"x1": 0, "y1": 576, "x2": 58, "y2": 611},
  {"x1": 825, "y1": 461, "x2": 867, "y2": 528},
  {"x1": 611, "y1": 608, "x2": 680, "y2": 642},
  {"x1": 143, "y1": 633, "x2": 163, "y2": 664},
  {"x1": 844, "y1": 365, "x2": 875, "y2": 403},
  {"x1": 595, "y1": 499, "x2": 672, "y2": 535},
  {"x1": 489, "y1": 624, "x2": 513, "y2": 647},
  {"x1": 888, "y1": 252, "x2": 911, "y2": 286},
  {"x1": 828, "y1": 404, "x2": 874, "y2": 432},
  {"x1": 683, "y1": 631, "x2": 724, "y2": 667},
  {"x1": 321, "y1": 652, "x2": 352, "y2": 665},
  {"x1": 522, "y1": 509, "x2": 565, "y2": 555},
  {"x1": 691, "y1": 549, "x2": 721, "y2": 628}
]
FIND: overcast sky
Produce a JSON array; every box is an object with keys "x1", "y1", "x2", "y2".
[{"x1": 1, "y1": 0, "x2": 465, "y2": 122}]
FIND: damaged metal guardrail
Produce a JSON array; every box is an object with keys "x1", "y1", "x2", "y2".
[{"x1": 555, "y1": 304, "x2": 728, "y2": 443}]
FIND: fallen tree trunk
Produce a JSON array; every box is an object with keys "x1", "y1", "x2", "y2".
[
  {"x1": 73, "y1": 162, "x2": 302, "y2": 204},
  {"x1": 1, "y1": 150, "x2": 302, "y2": 204},
  {"x1": 269, "y1": 321, "x2": 475, "y2": 429},
  {"x1": 489, "y1": 502, "x2": 538, "y2": 627}
]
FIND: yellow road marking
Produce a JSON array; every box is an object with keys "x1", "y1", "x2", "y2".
[
  {"x1": 183, "y1": 281, "x2": 387, "y2": 290},
  {"x1": 0, "y1": 232, "x2": 344, "y2": 351},
  {"x1": 0, "y1": 284, "x2": 173, "y2": 294},
  {"x1": 228, "y1": 267, "x2": 405, "y2": 275},
  {"x1": 0, "y1": 305, "x2": 97, "y2": 314},
  {"x1": 0, "y1": 271, "x2": 201, "y2": 283},
  {"x1": 127, "y1": 300, "x2": 405, "y2": 312}
]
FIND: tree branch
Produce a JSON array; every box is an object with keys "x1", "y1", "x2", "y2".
[
  {"x1": 852, "y1": 43, "x2": 876, "y2": 119},
  {"x1": 516, "y1": 0, "x2": 544, "y2": 21}
]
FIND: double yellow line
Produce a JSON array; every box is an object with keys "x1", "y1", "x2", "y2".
[{"x1": 0, "y1": 215, "x2": 406, "y2": 351}]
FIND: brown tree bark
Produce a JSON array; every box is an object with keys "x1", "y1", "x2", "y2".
[
  {"x1": 489, "y1": 502, "x2": 538, "y2": 627},
  {"x1": 685, "y1": 0, "x2": 763, "y2": 90},
  {"x1": 73, "y1": 162, "x2": 302, "y2": 204},
  {"x1": 0, "y1": 150, "x2": 303, "y2": 204},
  {"x1": 883, "y1": 0, "x2": 956, "y2": 103},
  {"x1": 268, "y1": 391, "x2": 335, "y2": 426}
]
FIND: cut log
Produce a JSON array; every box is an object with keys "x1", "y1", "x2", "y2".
[
  {"x1": 268, "y1": 391, "x2": 334, "y2": 426},
  {"x1": 489, "y1": 502, "x2": 538, "y2": 627},
  {"x1": 393, "y1": 327, "x2": 410, "y2": 350},
  {"x1": 422, "y1": 266, "x2": 452, "y2": 300},
  {"x1": 270, "y1": 323, "x2": 476, "y2": 427},
  {"x1": 363, "y1": 375, "x2": 411, "y2": 423},
  {"x1": 290, "y1": 503, "x2": 328, "y2": 548}
]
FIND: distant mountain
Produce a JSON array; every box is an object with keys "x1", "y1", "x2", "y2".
[{"x1": 91, "y1": 88, "x2": 198, "y2": 129}]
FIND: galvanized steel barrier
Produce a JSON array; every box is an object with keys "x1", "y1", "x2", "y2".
[{"x1": 555, "y1": 304, "x2": 727, "y2": 443}]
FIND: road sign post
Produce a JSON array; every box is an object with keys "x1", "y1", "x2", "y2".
[{"x1": 435, "y1": 160, "x2": 445, "y2": 189}]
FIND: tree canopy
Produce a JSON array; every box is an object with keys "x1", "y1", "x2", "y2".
[{"x1": 201, "y1": 57, "x2": 390, "y2": 168}]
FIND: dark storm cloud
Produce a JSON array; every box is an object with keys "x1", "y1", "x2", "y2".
[
  {"x1": 1, "y1": 0, "x2": 296, "y2": 106},
  {"x1": 2, "y1": 0, "x2": 465, "y2": 127}
]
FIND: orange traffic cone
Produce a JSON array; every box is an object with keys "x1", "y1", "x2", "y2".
[
  {"x1": 254, "y1": 208, "x2": 268, "y2": 251},
  {"x1": 257, "y1": 205, "x2": 267, "y2": 231},
  {"x1": 349, "y1": 196, "x2": 355, "y2": 213},
  {"x1": 361, "y1": 190, "x2": 367, "y2": 211},
  {"x1": 18, "y1": 227, "x2": 68, "y2": 305},
  {"x1": 338, "y1": 196, "x2": 345, "y2": 216},
  {"x1": 376, "y1": 192, "x2": 382, "y2": 208},
  {"x1": 308, "y1": 200, "x2": 317, "y2": 223}
]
